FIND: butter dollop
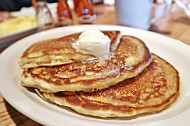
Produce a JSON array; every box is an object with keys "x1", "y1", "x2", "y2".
[{"x1": 75, "y1": 30, "x2": 111, "y2": 57}]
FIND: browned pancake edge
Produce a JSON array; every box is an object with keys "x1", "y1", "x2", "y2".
[{"x1": 36, "y1": 54, "x2": 179, "y2": 117}]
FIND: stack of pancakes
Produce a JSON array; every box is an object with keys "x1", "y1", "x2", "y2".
[{"x1": 18, "y1": 31, "x2": 179, "y2": 118}]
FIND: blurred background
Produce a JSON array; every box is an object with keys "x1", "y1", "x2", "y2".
[
  {"x1": 0, "y1": 0, "x2": 190, "y2": 46},
  {"x1": 0, "y1": 0, "x2": 56, "y2": 11}
]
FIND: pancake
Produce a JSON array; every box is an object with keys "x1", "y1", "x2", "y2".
[
  {"x1": 36, "y1": 54, "x2": 179, "y2": 117},
  {"x1": 21, "y1": 36, "x2": 152, "y2": 92},
  {"x1": 18, "y1": 31, "x2": 121, "y2": 69}
]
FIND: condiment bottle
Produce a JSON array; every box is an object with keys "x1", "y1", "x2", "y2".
[
  {"x1": 32, "y1": 0, "x2": 37, "y2": 9},
  {"x1": 56, "y1": 0, "x2": 72, "y2": 26},
  {"x1": 77, "y1": 0, "x2": 96, "y2": 24},
  {"x1": 73, "y1": 0, "x2": 80, "y2": 13},
  {"x1": 36, "y1": 0, "x2": 55, "y2": 31}
]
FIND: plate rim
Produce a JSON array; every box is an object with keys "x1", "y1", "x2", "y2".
[{"x1": 0, "y1": 25, "x2": 190, "y2": 126}]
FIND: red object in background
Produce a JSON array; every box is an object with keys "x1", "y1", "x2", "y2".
[
  {"x1": 56, "y1": 0, "x2": 72, "y2": 26},
  {"x1": 57, "y1": 0, "x2": 72, "y2": 19},
  {"x1": 32, "y1": 0, "x2": 37, "y2": 9},
  {"x1": 77, "y1": 0, "x2": 96, "y2": 24},
  {"x1": 73, "y1": 0, "x2": 80, "y2": 13},
  {"x1": 77, "y1": 0, "x2": 94, "y2": 17}
]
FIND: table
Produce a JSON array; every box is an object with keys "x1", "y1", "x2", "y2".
[{"x1": 0, "y1": 3, "x2": 190, "y2": 126}]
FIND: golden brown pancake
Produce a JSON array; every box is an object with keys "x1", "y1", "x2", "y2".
[
  {"x1": 21, "y1": 36, "x2": 152, "y2": 92},
  {"x1": 36, "y1": 54, "x2": 179, "y2": 117},
  {"x1": 18, "y1": 31, "x2": 121, "y2": 68}
]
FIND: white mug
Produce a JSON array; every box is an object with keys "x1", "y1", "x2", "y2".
[{"x1": 115, "y1": 0, "x2": 172, "y2": 30}]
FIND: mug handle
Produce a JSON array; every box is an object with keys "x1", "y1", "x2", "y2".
[{"x1": 150, "y1": 0, "x2": 172, "y2": 24}]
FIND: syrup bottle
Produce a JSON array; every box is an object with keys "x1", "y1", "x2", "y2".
[
  {"x1": 56, "y1": 0, "x2": 72, "y2": 26},
  {"x1": 73, "y1": 0, "x2": 80, "y2": 13},
  {"x1": 32, "y1": 0, "x2": 37, "y2": 9},
  {"x1": 77, "y1": 0, "x2": 96, "y2": 24},
  {"x1": 36, "y1": 0, "x2": 55, "y2": 31}
]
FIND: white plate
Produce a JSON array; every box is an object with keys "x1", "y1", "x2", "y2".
[
  {"x1": 0, "y1": 25, "x2": 190, "y2": 126},
  {"x1": 0, "y1": 25, "x2": 37, "y2": 47}
]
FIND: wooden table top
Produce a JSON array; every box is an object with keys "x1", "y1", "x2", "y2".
[{"x1": 0, "y1": 3, "x2": 189, "y2": 126}]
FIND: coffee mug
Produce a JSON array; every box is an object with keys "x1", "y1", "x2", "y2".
[{"x1": 115, "y1": 0, "x2": 172, "y2": 30}]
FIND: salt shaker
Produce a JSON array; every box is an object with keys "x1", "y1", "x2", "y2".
[{"x1": 36, "y1": 0, "x2": 55, "y2": 31}]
